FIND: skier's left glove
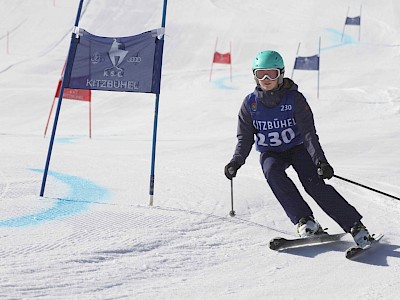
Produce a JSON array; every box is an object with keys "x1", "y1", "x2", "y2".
[
  {"x1": 317, "y1": 161, "x2": 334, "y2": 179},
  {"x1": 224, "y1": 161, "x2": 241, "y2": 180}
]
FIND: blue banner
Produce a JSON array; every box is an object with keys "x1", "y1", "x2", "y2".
[
  {"x1": 345, "y1": 16, "x2": 361, "y2": 25},
  {"x1": 294, "y1": 55, "x2": 320, "y2": 71},
  {"x1": 66, "y1": 28, "x2": 164, "y2": 94}
]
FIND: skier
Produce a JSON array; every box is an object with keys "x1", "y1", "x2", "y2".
[{"x1": 224, "y1": 50, "x2": 374, "y2": 248}]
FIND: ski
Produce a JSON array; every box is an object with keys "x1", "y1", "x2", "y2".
[
  {"x1": 269, "y1": 233, "x2": 347, "y2": 251},
  {"x1": 345, "y1": 234, "x2": 384, "y2": 260}
]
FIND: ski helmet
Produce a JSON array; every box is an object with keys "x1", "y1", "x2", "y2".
[
  {"x1": 252, "y1": 50, "x2": 285, "y2": 85},
  {"x1": 252, "y1": 50, "x2": 285, "y2": 71}
]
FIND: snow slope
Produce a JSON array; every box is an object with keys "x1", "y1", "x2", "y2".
[{"x1": 1, "y1": 0, "x2": 400, "y2": 299}]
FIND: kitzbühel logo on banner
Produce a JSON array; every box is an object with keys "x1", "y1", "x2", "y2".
[
  {"x1": 104, "y1": 39, "x2": 128, "y2": 77},
  {"x1": 90, "y1": 39, "x2": 143, "y2": 78}
]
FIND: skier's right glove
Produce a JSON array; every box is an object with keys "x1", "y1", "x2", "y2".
[
  {"x1": 224, "y1": 161, "x2": 241, "y2": 180},
  {"x1": 317, "y1": 161, "x2": 334, "y2": 179}
]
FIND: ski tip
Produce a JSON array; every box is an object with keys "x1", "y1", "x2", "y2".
[
  {"x1": 372, "y1": 233, "x2": 384, "y2": 241},
  {"x1": 345, "y1": 247, "x2": 363, "y2": 259},
  {"x1": 269, "y1": 237, "x2": 286, "y2": 251}
]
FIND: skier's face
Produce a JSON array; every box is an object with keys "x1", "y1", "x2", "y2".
[{"x1": 258, "y1": 77, "x2": 279, "y2": 91}]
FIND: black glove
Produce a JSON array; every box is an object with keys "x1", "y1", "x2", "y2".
[
  {"x1": 317, "y1": 161, "x2": 334, "y2": 179},
  {"x1": 224, "y1": 161, "x2": 241, "y2": 180}
]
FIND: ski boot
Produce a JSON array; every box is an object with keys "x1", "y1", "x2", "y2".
[
  {"x1": 296, "y1": 216, "x2": 326, "y2": 238},
  {"x1": 350, "y1": 221, "x2": 373, "y2": 248}
]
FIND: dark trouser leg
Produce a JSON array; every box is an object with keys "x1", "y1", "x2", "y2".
[
  {"x1": 291, "y1": 147, "x2": 362, "y2": 232},
  {"x1": 260, "y1": 151, "x2": 313, "y2": 224}
]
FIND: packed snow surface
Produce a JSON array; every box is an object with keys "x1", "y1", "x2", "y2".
[{"x1": 1, "y1": 0, "x2": 400, "y2": 299}]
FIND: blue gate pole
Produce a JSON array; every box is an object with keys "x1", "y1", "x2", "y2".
[
  {"x1": 40, "y1": 0, "x2": 85, "y2": 197},
  {"x1": 149, "y1": 0, "x2": 168, "y2": 206}
]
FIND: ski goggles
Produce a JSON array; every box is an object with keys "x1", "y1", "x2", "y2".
[{"x1": 253, "y1": 68, "x2": 281, "y2": 81}]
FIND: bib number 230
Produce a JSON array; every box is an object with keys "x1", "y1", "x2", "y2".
[{"x1": 256, "y1": 128, "x2": 296, "y2": 147}]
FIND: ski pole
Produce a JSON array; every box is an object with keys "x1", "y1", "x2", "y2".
[
  {"x1": 333, "y1": 174, "x2": 400, "y2": 201},
  {"x1": 229, "y1": 178, "x2": 236, "y2": 217}
]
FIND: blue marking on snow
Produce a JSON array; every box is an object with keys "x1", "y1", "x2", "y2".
[
  {"x1": 55, "y1": 136, "x2": 80, "y2": 144},
  {"x1": 0, "y1": 169, "x2": 111, "y2": 227},
  {"x1": 321, "y1": 28, "x2": 356, "y2": 51},
  {"x1": 213, "y1": 76, "x2": 237, "y2": 90},
  {"x1": 213, "y1": 74, "x2": 249, "y2": 90}
]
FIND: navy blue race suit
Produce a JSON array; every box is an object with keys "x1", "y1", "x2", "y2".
[{"x1": 230, "y1": 78, "x2": 362, "y2": 232}]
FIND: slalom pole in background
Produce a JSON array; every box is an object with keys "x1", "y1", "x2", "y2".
[
  {"x1": 341, "y1": 5, "x2": 362, "y2": 42},
  {"x1": 44, "y1": 75, "x2": 92, "y2": 138},
  {"x1": 149, "y1": 0, "x2": 168, "y2": 206},
  {"x1": 358, "y1": 5, "x2": 362, "y2": 42},
  {"x1": 290, "y1": 42, "x2": 301, "y2": 79},
  {"x1": 333, "y1": 175, "x2": 400, "y2": 201},
  {"x1": 291, "y1": 38, "x2": 321, "y2": 99},
  {"x1": 229, "y1": 41, "x2": 232, "y2": 82},
  {"x1": 317, "y1": 36, "x2": 321, "y2": 99},
  {"x1": 341, "y1": 6, "x2": 350, "y2": 42},
  {"x1": 6, "y1": 31, "x2": 9, "y2": 54},
  {"x1": 209, "y1": 38, "x2": 232, "y2": 82},
  {"x1": 209, "y1": 38, "x2": 218, "y2": 81},
  {"x1": 40, "y1": 0, "x2": 85, "y2": 197},
  {"x1": 1, "y1": 29, "x2": 10, "y2": 54}
]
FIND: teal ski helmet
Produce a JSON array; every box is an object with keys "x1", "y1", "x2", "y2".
[{"x1": 252, "y1": 50, "x2": 285, "y2": 84}]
